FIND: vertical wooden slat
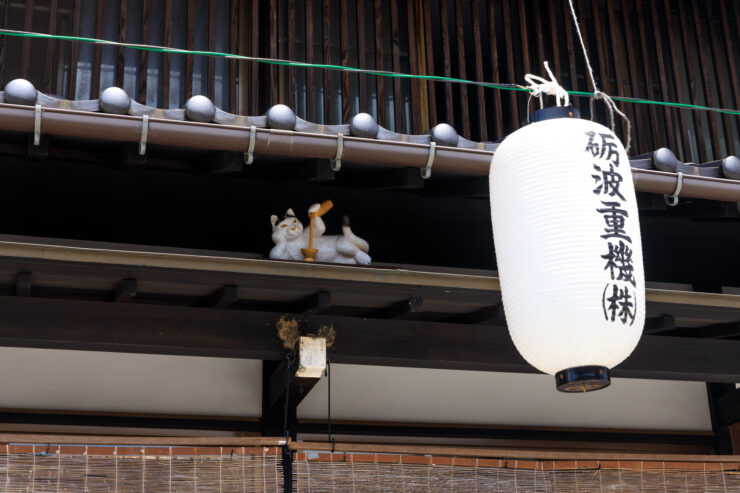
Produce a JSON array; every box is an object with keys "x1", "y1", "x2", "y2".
[
  {"x1": 323, "y1": 0, "x2": 332, "y2": 122},
  {"x1": 405, "y1": 0, "x2": 422, "y2": 133},
  {"x1": 679, "y1": 1, "x2": 719, "y2": 161},
  {"x1": 43, "y1": 0, "x2": 59, "y2": 93},
  {"x1": 390, "y1": 0, "x2": 402, "y2": 131},
  {"x1": 421, "y1": 0, "x2": 436, "y2": 125},
  {"x1": 471, "y1": 0, "x2": 486, "y2": 141},
  {"x1": 516, "y1": 0, "x2": 531, "y2": 77},
  {"x1": 162, "y1": 0, "x2": 173, "y2": 107},
  {"x1": 373, "y1": 0, "x2": 384, "y2": 124},
  {"x1": 305, "y1": 0, "x2": 314, "y2": 119},
  {"x1": 21, "y1": 0, "x2": 34, "y2": 78},
  {"x1": 547, "y1": 1, "x2": 562, "y2": 83},
  {"x1": 661, "y1": 0, "x2": 692, "y2": 160},
  {"x1": 645, "y1": 0, "x2": 677, "y2": 154},
  {"x1": 117, "y1": 0, "x2": 128, "y2": 89},
  {"x1": 249, "y1": 0, "x2": 259, "y2": 113},
  {"x1": 619, "y1": 0, "x2": 654, "y2": 153},
  {"x1": 138, "y1": 0, "x2": 151, "y2": 104},
  {"x1": 532, "y1": 0, "x2": 545, "y2": 68},
  {"x1": 91, "y1": 0, "x2": 104, "y2": 97},
  {"x1": 208, "y1": 0, "x2": 216, "y2": 101},
  {"x1": 705, "y1": 1, "x2": 736, "y2": 156},
  {"x1": 676, "y1": 0, "x2": 705, "y2": 161},
  {"x1": 0, "y1": 0, "x2": 10, "y2": 86},
  {"x1": 355, "y1": 0, "x2": 365, "y2": 115},
  {"x1": 288, "y1": 0, "x2": 296, "y2": 110},
  {"x1": 589, "y1": 0, "x2": 612, "y2": 97},
  {"x1": 185, "y1": 0, "x2": 195, "y2": 99},
  {"x1": 605, "y1": 0, "x2": 633, "y2": 149},
  {"x1": 340, "y1": 0, "x2": 351, "y2": 122},
  {"x1": 453, "y1": 0, "x2": 469, "y2": 138},
  {"x1": 439, "y1": 0, "x2": 454, "y2": 123},
  {"x1": 229, "y1": 0, "x2": 238, "y2": 112},
  {"x1": 501, "y1": 0, "x2": 518, "y2": 127},
  {"x1": 487, "y1": 0, "x2": 503, "y2": 139},
  {"x1": 561, "y1": 0, "x2": 579, "y2": 94},
  {"x1": 719, "y1": 0, "x2": 740, "y2": 120}
]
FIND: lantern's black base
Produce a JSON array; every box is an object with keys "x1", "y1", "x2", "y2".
[{"x1": 555, "y1": 366, "x2": 610, "y2": 393}]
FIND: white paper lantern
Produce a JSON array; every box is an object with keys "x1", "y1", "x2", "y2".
[{"x1": 489, "y1": 110, "x2": 645, "y2": 392}]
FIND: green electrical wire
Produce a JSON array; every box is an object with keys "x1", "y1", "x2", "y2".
[{"x1": 1, "y1": 28, "x2": 738, "y2": 117}]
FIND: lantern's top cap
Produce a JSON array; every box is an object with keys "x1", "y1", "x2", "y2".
[{"x1": 525, "y1": 105, "x2": 580, "y2": 126}]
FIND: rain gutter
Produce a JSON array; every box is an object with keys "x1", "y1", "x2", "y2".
[{"x1": 1, "y1": 103, "x2": 739, "y2": 203}]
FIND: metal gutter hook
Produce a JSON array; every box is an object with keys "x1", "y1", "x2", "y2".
[
  {"x1": 330, "y1": 132, "x2": 344, "y2": 172},
  {"x1": 139, "y1": 115, "x2": 149, "y2": 155},
  {"x1": 421, "y1": 141, "x2": 436, "y2": 179},
  {"x1": 33, "y1": 104, "x2": 42, "y2": 146},
  {"x1": 244, "y1": 125, "x2": 257, "y2": 165},
  {"x1": 664, "y1": 171, "x2": 683, "y2": 207}
]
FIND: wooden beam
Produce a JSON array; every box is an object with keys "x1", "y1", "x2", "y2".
[
  {"x1": 452, "y1": 303, "x2": 505, "y2": 325},
  {"x1": 202, "y1": 152, "x2": 244, "y2": 175},
  {"x1": 643, "y1": 314, "x2": 675, "y2": 335},
  {"x1": 15, "y1": 272, "x2": 31, "y2": 297},
  {"x1": 667, "y1": 321, "x2": 740, "y2": 339},
  {"x1": 368, "y1": 296, "x2": 422, "y2": 319},
  {"x1": 707, "y1": 383, "x2": 737, "y2": 454},
  {"x1": 293, "y1": 291, "x2": 332, "y2": 314},
  {"x1": 338, "y1": 167, "x2": 424, "y2": 191},
  {"x1": 113, "y1": 279, "x2": 137, "y2": 303},
  {"x1": 209, "y1": 285, "x2": 238, "y2": 309},
  {"x1": 0, "y1": 296, "x2": 739, "y2": 382}
]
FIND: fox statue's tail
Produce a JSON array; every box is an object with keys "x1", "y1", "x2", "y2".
[{"x1": 342, "y1": 216, "x2": 370, "y2": 253}]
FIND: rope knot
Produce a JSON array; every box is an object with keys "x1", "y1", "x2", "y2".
[{"x1": 522, "y1": 61, "x2": 570, "y2": 108}]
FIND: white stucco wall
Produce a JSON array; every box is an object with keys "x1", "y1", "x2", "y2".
[
  {"x1": 298, "y1": 364, "x2": 713, "y2": 431},
  {"x1": 0, "y1": 347, "x2": 262, "y2": 417},
  {"x1": 0, "y1": 348, "x2": 715, "y2": 431}
]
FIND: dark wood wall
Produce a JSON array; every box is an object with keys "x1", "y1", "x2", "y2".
[
  {"x1": 0, "y1": 0, "x2": 738, "y2": 159},
  {"x1": 257, "y1": 0, "x2": 739, "y2": 161}
]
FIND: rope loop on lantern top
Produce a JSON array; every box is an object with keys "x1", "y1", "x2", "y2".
[{"x1": 522, "y1": 61, "x2": 570, "y2": 109}]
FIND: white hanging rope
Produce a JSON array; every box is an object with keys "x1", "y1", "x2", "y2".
[
  {"x1": 522, "y1": 61, "x2": 570, "y2": 108},
  {"x1": 566, "y1": 0, "x2": 632, "y2": 153}
]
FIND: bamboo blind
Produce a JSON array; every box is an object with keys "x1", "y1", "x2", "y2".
[
  {"x1": 0, "y1": 444, "x2": 283, "y2": 492},
  {"x1": 293, "y1": 451, "x2": 740, "y2": 492}
]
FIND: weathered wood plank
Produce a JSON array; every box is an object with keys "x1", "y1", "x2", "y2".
[
  {"x1": 390, "y1": 0, "x2": 402, "y2": 131},
  {"x1": 454, "y1": 0, "x2": 470, "y2": 138},
  {"x1": 208, "y1": 0, "x2": 216, "y2": 101},
  {"x1": 116, "y1": 0, "x2": 128, "y2": 88},
  {"x1": 439, "y1": 0, "x2": 454, "y2": 123},
  {"x1": 21, "y1": 0, "x2": 34, "y2": 79},
  {"x1": 421, "y1": 0, "x2": 437, "y2": 125},
  {"x1": 138, "y1": 0, "x2": 150, "y2": 104},
  {"x1": 488, "y1": 0, "x2": 503, "y2": 138},
  {"x1": 341, "y1": 0, "x2": 351, "y2": 123},
  {"x1": 43, "y1": 0, "x2": 58, "y2": 93},
  {"x1": 229, "y1": 0, "x2": 238, "y2": 113},
  {"x1": 185, "y1": 0, "x2": 195, "y2": 99},
  {"x1": 91, "y1": 0, "x2": 104, "y2": 97},
  {"x1": 162, "y1": 0, "x2": 173, "y2": 107},
  {"x1": 323, "y1": 0, "x2": 333, "y2": 122},
  {"x1": 405, "y1": 0, "x2": 421, "y2": 133},
  {"x1": 374, "y1": 0, "x2": 385, "y2": 124},
  {"x1": 288, "y1": 0, "x2": 297, "y2": 110},
  {"x1": 501, "y1": 0, "x2": 519, "y2": 125},
  {"x1": 355, "y1": 0, "x2": 366, "y2": 116},
  {"x1": 0, "y1": 296, "x2": 738, "y2": 382},
  {"x1": 472, "y1": 0, "x2": 486, "y2": 142}
]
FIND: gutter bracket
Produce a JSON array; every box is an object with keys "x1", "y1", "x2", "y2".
[
  {"x1": 330, "y1": 133, "x2": 344, "y2": 172},
  {"x1": 139, "y1": 115, "x2": 149, "y2": 155},
  {"x1": 244, "y1": 125, "x2": 257, "y2": 165},
  {"x1": 421, "y1": 141, "x2": 436, "y2": 179},
  {"x1": 664, "y1": 171, "x2": 683, "y2": 207},
  {"x1": 33, "y1": 105, "x2": 42, "y2": 146}
]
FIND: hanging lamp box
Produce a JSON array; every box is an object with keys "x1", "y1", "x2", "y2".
[{"x1": 489, "y1": 108, "x2": 645, "y2": 392}]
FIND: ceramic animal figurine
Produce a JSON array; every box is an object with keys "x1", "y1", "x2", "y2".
[{"x1": 270, "y1": 203, "x2": 371, "y2": 265}]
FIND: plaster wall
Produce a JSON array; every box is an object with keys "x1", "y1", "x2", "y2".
[{"x1": 0, "y1": 348, "x2": 715, "y2": 431}]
